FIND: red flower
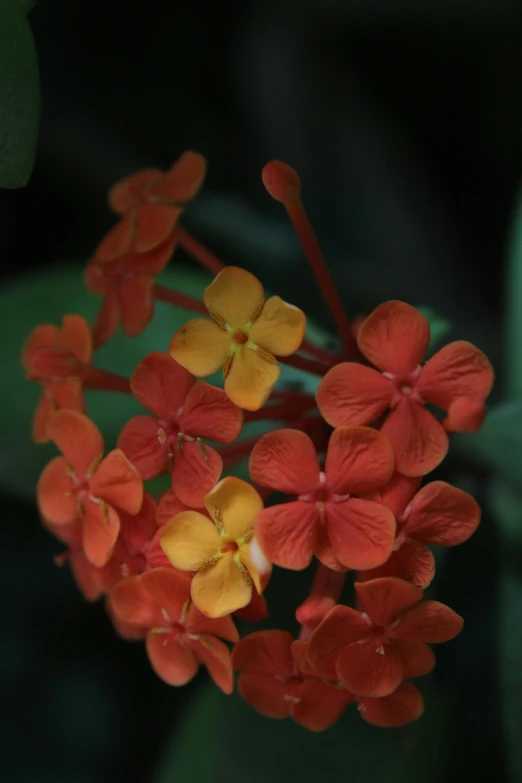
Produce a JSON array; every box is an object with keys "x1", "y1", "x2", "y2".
[
  {"x1": 249, "y1": 427, "x2": 396, "y2": 571},
  {"x1": 316, "y1": 301, "x2": 494, "y2": 476},
  {"x1": 359, "y1": 474, "x2": 481, "y2": 587},
  {"x1": 22, "y1": 315, "x2": 92, "y2": 442},
  {"x1": 110, "y1": 567, "x2": 237, "y2": 692},
  {"x1": 43, "y1": 518, "x2": 103, "y2": 602},
  {"x1": 37, "y1": 410, "x2": 143, "y2": 567},
  {"x1": 118, "y1": 352, "x2": 243, "y2": 506},
  {"x1": 97, "y1": 152, "x2": 206, "y2": 260},
  {"x1": 307, "y1": 577, "x2": 462, "y2": 698}
]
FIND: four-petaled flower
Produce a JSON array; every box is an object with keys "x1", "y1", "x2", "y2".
[
  {"x1": 118, "y1": 352, "x2": 243, "y2": 507},
  {"x1": 307, "y1": 577, "x2": 462, "y2": 698},
  {"x1": 169, "y1": 267, "x2": 306, "y2": 410},
  {"x1": 160, "y1": 476, "x2": 270, "y2": 618},
  {"x1": 43, "y1": 517, "x2": 104, "y2": 602},
  {"x1": 110, "y1": 567, "x2": 237, "y2": 692},
  {"x1": 250, "y1": 427, "x2": 396, "y2": 572},
  {"x1": 22, "y1": 315, "x2": 92, "y2": 442},
  {"x1": 316, "y1": 301, "x2": 494, "y2": 475},
  {"x1": 37, "y1": 410, "x2": 143, "y2": 567}
]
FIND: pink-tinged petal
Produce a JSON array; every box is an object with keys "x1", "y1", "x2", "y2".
[
  {"x1": 232, "y1": 630, "x2": 295, "y2": 677},
  {"x1": 146, "y1": 632, "x2": 199, "y2": 686},
  {"x1": 325, "y1": 426, "x2": 395, "y2": 495},
  {"x1": 417, "y1": 341, "x2": 494, "y2": 409},
  {"x1": 249, "y1": 429, "x2": 320, "y2": 494},
  {"x1": 307, "y1": 606, "x2": 370, "y2": 666},
  {"x1": 357, "y1": 301, "x2": 430, "y2": 374},
  {"x1": 118, "y1": 275, "x2": 154, "y2": 337},
  {"x1": 316, "y1": 363, "x2": 393, "y2": 427},
  {"x1": 148, "y1": 152, "x2": 206, "y2": 204},
  {"x1": 255, "y1": 502, "x2": 318, "y2": 571},
  {"x1": 237, "y1": 673, "x2": 292, "y2": 719},
  {"x1": 389, "y1": 600, "x2": 463, "y2": 643},
  {"x1": 367, "y1": 473, "x2": 421, "y2": 517},
  {"x1": 70, "y1": 551, "x2": 104, "y2": 601},
  {"x1": 180, "y1": 381, "x2": 243, "y2": 443},
  {"x1": 109, "y1": 169, "x2": 163, "y2": 213},
  {"x1": 126, "y1": 233, "x2": 177, "y2": 276},
  {"x1": 185, "y1": 604, "x2": 239, "y2": 643},
  {"x1": 396, "y1": 639, "x2": 436, "y2": 678},
  {"x1": 186, "y1": 634, "x2": 234, "y2": 694},
  {"x1": 96, "y1": 215, "x2": 134, "y2": 261},
  {"x1": 156, "y1": 490, "x2": 194, "y2": 525},
  {"x1": 92, "y1": 289, "x2": 120, "y2": 348},
  {"x1": 32, "y1": 393, "x2": 54, "y2": 443},
  {"x1": 336, "y1": 639, "x2": 404, "y2": 698},
  {"x1": 37, "y1": 457, "x2": 78, "y2": 525},
  {"x1": 172, "y1": 440, "x2": 222, "y2": 507},
  {"x1": 325, "y1": 498, "x2": 395, "y2": 571},
  {"x1": 131, "y1": 352, "x2": 194, "y2": 419},
  {"x1": 117, "y1": 415, "x2": 169, "y2": 480},
  {"x1": 48, "y1": 410, "x2": 104, "y2": 476},
  {"x1": 50, "y1": 377, "x2": 84, "y2": 412},
  {"x1": 110, "y1": 574, "x2": 161, "y2": 627},
  {"x1": 134, "y1": 203, "x2": 180, "y2": 253},
  {"x1": 360, "y1": 539, "x2": 436, "y2": 590},
  {"x1": 292, "y1": 680, "x2": 352, "y2": 731},
  {"x1": 118, "y1": 492, "x2": 158, "y2": 553},
  {"x1": 358, "y1": 682, "x2": 424, "y2": 727},
  {"x1": 82, "y1": 501, "x2": 120, "y2": 567},
  {"x1": 405, "y1": 481, "x2": 481, "y2": 546},
  {"x1": 380, "y1": 399, "x2": 448, "y2": 477},
  {"x1": 355, "y1": 577, "x2": 422, "y2": 627},
  {"x1": 90, "y1": 449, "x2": 143, "y2": 514}
]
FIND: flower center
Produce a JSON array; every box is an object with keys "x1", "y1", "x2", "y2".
[
  {"x1": 382, "y1": 365, "x2": 423, "y2": 406},
  {"x1": 232, "y1": 331, "x2": 248, "y2": 344},
  {"x1": 220, "y1": 541, "x2": 239, "y2": 555}
]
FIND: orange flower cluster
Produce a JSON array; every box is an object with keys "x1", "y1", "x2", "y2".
[{"x1": 25, "y1": 154, "x2": 494, "y2": 730}]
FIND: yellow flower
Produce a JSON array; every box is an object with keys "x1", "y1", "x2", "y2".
[
  {"x1": 169, "y1": 266, "x2": 306, "y2": 410},
  {"x1": 159, "y1": 476, "x2": 269, "y2": 618}
]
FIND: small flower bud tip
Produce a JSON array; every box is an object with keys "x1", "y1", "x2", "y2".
[{"x1": 262, "y1": 160, "x2": 301, "y2": 203}]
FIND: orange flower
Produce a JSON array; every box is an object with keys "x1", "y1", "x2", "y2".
[
  {"x1": 37, "y1": 410, "x2": 143, "y2": 567},
  {"x1": 22, "y1": 315, "x2": 92, "y2": 442},
  {"x1": 169, "y1": 266, "x2": 306, "y2": 410},
  {"x1": 160, "y1": 476, "x2": 270, "y2": 618},
  {"x1": 43, "y1": 518, "x2": 104, "y2": 602}
]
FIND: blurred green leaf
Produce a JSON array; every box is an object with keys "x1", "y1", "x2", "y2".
[
  {"x1": 506, "y1": 182, "x2": 522, "y2": 398},
  {"x1": 416, "y1": 306, "x2": 452, "y2": 353},
  {"x1": 0, "y1": 7, "x2": 39, "y2": 188}
]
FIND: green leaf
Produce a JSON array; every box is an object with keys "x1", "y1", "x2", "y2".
[
  {"x1": 0, "y1": 8, "x2": 39, "y2": 188},
  {"x1": 416, "y1": 305, "x2": 452, "y2": 353}
]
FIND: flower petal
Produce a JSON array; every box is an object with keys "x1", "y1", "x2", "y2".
[
  {"x1": 179, "y1": 381, "x2": 243, "y2": 443},
  {"x1": 225, "y1": 346, "x2": 280, "y2": 410},
  {"x1": 255, "y1": 502, "x2": 318, "y2": 570},
  {"x1": 367, "y1": 472, "x2": 421, "y2": 517},
  {"x1": 131, "y1": 351, "x2": 194, "y2": 419},
  {"x1": 146, "y1": 632, "x2": 199, "y2": 686},
  {"x1": 325, "y1": 498, "x2": 395, "y2": 570},
  {"x1": 380, "y1": 399, "x2": 448, "y2": 476},
  {"x1": 185, "y1": 605, "x2": 239, "y2": 643},
  {"x1": 325, "y1": 426, "x2": 395, "y2": 495},
  {"x1": 405, "y1": 481, "x2": 481, "y2": 546},
  {"x1": 117, "y1": 415, "x2": 169, "y2": 480},
  {"x1": 238, "y1": 542, "x2": 267, "y2": 595},
  {"x1": 205, "y1": 476, "x2": 263, "y2": 540},
  {"x1": 237, "y1": 673, "x2": 292, "y2": 719},
  {"x1": 336, "y1": 639, "x2": 404, "y2": 698},
  {"x1": 316, "y1": 363, "x2": 392, "y2": 427},
  {"x1": 172, "y1": 440, "x2": 222, "y2": 507},
  {"x1": 396, "y1": 639, "x2": 436, "y2": 678},
  {"x1": 292, "y1": 680, "x2": 352, "y2": 731},
  {"x1": 90, "y1": 449, "x2": 143, "y2": 514},
  {"x1": 48, "y1": 410, "x2": 104, "y2": 476},
  {"x1": 60, "y1": 315, "x2": 92, "y2": 363},
  {"x1": 160, "y1": 511, "x2": 221, "y2": 570},
  {"x1": 146, "y1": 528, "x2": 176, "y2": 570},
  {"x1": 96, "y1": 215, "x2": 134, "y2": 261},
  {"x1": 169, "y1": 318, "x2": 230, "y2": 376},
  {"x1": 191, "y1": 554, "x2": 252, "y2": 617},
  {"x1": 148, "y1": 151, "x2": 206, "y2": 204},
  {"x1": 249, "y1": 429, "x2": 320, "y2": 495},
  {"x1": 204, "y1": 267, "x2": 264, "y2": 327},
  {"x1": 358, "y1": 682, "x2": 424, "y2": 727},
  {"x1": 389, "y1": 600, "x2": 463, "y2": 643},
  {"x1": 126, "y1": 233, "x2": 177, "y2": 276},
  {"x1": 442, "y1": 396, "x2": 487, "y2": 432},
  {"x1": 233, "y1": 590, "x2": 268, "y2": 622},
  {"x1": 109, "y1": 168, "x2": 163, "y2": 213},
  {"x1": 417, "y1": 341, "x2": 494, "y2": 409},
  {"x1": 32, "y1": 393, "x2": 54, "y2": 443},
  {"x1": 357, "y1": 301, "x2": 430, "y2": 374},
  {"x1": 22, "y1": 323, "x2": 59, "y2": 376},
  {"x1": 156, "y1": 489, "x2": 194, "y2": 525},
  {"x1": 118, "y1": 492, "x2": 158, "y2": 553},
  {"x1": 140, "y1": 567, "x2": 191, "y2": 623},
  {"x1": 110, "y1": 573, "x2": 161, "y2": 627},
  {"x1": 307, "y1": 605, "x2": 370, "y2": 666},
  {"x1": 118, "y1": 275, "x2": 154, "y2": 337},
  {"x1": 37, "y1": 457, "x2": 78, "y2": 524},
  {"x1": 360, "y1": 539, "x2": 436, "y2": 589},
  {"x1": 185, "y1": 634, "x2": 234, "y2": 694},
  {"x1": 232, "y1": 629, "x2": 294, "y2": 676},
  {"x1": 135, "y1": 203, "x2": 180, "y2": 253},
  {"x1": 92, "y1": 289, "x2": 120, "y2": 348},
  {"x1": 83, "y1": 500, "x2": 120, "y2": 567},
  {"x1": 70, "y1": 552, "x2": 103, "y2": 602},
  {"x1": 249, "y1": 296, "x2": 305, "y2": 356},
  {"x1": 355, "y1": 577, "x2": 423, "y2": 627},
  {"x1": 50, "y1": 377, "x2": 84, "y2": 412}
]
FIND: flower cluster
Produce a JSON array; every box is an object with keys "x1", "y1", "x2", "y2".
[{"x1": 25, "y1": 154, "x2": 494, "y2": 731}]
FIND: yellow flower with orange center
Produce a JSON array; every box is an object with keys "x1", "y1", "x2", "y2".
[
  {"x1": 159, "y1": 476, "x2": 270, "y2": 618},
  {"x1": 168, "y1": 266, "x2": 306, "y2": 410}
]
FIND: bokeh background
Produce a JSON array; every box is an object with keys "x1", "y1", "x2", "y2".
[{"x1": 2, "y1": 1, "x2": 522, "y2": 781}]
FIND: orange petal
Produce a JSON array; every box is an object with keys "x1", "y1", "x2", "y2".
[
  {"x1": 32, "y1": 393, "x2": 54, "y2": 443},
  {"x1": 325, "y1": 498, "x2": 395, "y2": 570},
  {"x1": 146, "y1": 631, "x2": 199, "y2": 686},
  {"x1": 70, "y1": 551, "x2": 103, "y2": 602},
  {"x1": 22, "y1": 324, "x2": 59, "y2": 376},
  {"x1": 360, "y1": 539, "x2": 436, "y2": 589},
  {"x1": 380, "y1": 399, "x2": 448, "y2": 477},
  {"x1": 358, "y1": 301, "x2": 430, "y2": 374},
  {"x1": 307, "y1": 605, "x2": 369, "y2": 666},
  {"x1": 255, "y1": 502, "x2": 318, "y2": 571},
  {"x1": 180, "y1": 381, "x2": 243, "y2": 443},
  {"x1": 110, "y1": 573, "x2": 161, "y2": 627},
  {"x1": 190, "y1": 555, "x2": 252, "y2": 618},
  {"x1": 325, "y1": 426, "x2": 394, "y2": 495},
  {"x1": 389, "y1": 600, "x2": 463, "y2": 643},
  {"x1": 109, "y1": 169, "x2": 163, "y2": 213},
  {"x1": 126, "y1": 233, "x2": 177, "y2": 276},
  {"x1": 442, "y1": 396, "x2": 487, "y2": 432},
  {"x1": 160, "y1": 511, "x2": 221, "y2": 570},
  {"x1": 92, "y1": 289, "x2": 120, "y2": 349},
  {"x1": 140, "y1": 567, "x2": 191, "y2": 622},
  {"x1": 238, "y1": 542, "x2": 266, "y2": 594},
  {"x1": 358, "y1": 682, "x2": 424, "y2": 727},
  {"x1": 185, "y1": 605, "x2": 239, "y2": 642},
  {"x1": 366, "y1": 472, "x2": 420, "y2": 518},
  {"x1": 48, "y1": 410, "x2": 104, "y2": 477},
  {"x1": 225, "y1": 346, "x2": 280, "y2": 410},
  {"x1": 131, "y1": 351, "x2": 194, "y2": 418},
  {"x1": 169, "y1": 318, "x2": 230, "y2": 376},
  {"x1": 96, "y1": 215, "x2": 135, "y2": 261},
  {"x1": 355, "y1": 577, "x2": 422, "y2": 627},
  {"x1": 249, "y1": 429, "x2": 320, "y2": 494},
  {"x1": 204, "y1": 476, "x2": 263, "y2": 540},
  {"x1": 336, "y1": 639, "x2": 404, "y2": 698},
  {"x1": 50, "y1": 377, "x2": 84, "y2": 412},
  {"x1": 249, "y1": 296, "x2": 305, "y2": 356},
  {"x1": 417, "y1": 340, "x2": 494, "y2": 410},
  {"x1": 84, "y1": 257, "x2": 112, "y2": 295},
  {"x1": 316, "y1": 362, "x2": 393, "y2": 427},
  {"x1": 396, "y1": 639, "x2": 435, "y2": 678},
  {"x1": 291, "y1": 680, "x2": 352, "y2": 732},
  {"x1": 172, "y1": 440, "x2": 222, "y2": 507},
  {"x1": 185, "y1": 634, "x2": 234, "y2": 694},
  {"x1": 117, "y1": 415, "x2": 169, "y2": 480},
  {"x1": 203, "y1": 267, "x2": 264, "y2": 327},
  {"x1": 135, "y1": 203, "x2": 180, "y2": 253},
  {"x1": 59, "y1": 315, "x2": 92, "y2": 363},
  {"x1": 90, "y1": 449, "x2": 143, "y2": 514},
  {"x1": 37, "y1": 456, "x2": 78, "y2": 525},
  {"x1": 238, "y1": 672, "x2": 292, "y2": 719},
  {"x1": 156, "y1": 489, "x2": 193, "y2": 525},
  {"x1": 232, "y1": 629, "x2": 294, "y2": 675},
  {"x1": 148, "y1": 151, "x2": 206, "y2": 204},
  {"x1": 82, "y1": 500, "x2": 120, "y2": 567},
  {"x1": 118, "y1": 275, "x2": 154, "y2": 337},
  {"x1": 406, "y1": 480, "x2": 481, "y2": 546}
]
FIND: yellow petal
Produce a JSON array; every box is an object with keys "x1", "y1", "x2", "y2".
[
  {"x1": 169, "y1": 319, "x2": 230, "y2": 376},
  {"x1": 249, "y1": 296, "x2": 306, "y2": 356},
  {"x1": 225, "y1": 346, "x2": 280, "y2": 410},
  {"x1": 205, "y1": 476, "x2": 264, "y2": 540},
  {"x1": 239, "y1": 542, "x2": 266, "y2": 594},
  {"x1": 191, "y1": 554, "x2": 252, "y2": 617},
  {"x1": 160, "y1": 511, "x2": 221, "y2": 570},
  {"x1": 203, "y1": 267, "x2": 264, "y2": 328}
]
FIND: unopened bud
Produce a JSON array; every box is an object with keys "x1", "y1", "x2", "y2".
[
  {"x1": 262, "y1": 160, "x2": 301, "y2": 203},
  {"x1": 31, "y1": 347, "x2": 81, "y2": 378}
]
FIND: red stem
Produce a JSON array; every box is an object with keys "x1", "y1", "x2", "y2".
[
  {"x1": 177, "y1": 226, "x2": 225, "y2": 276},
  {"x1": 81, "y1": 365, "x2": 131, "y2": 393},
  {"x1": 244, "y1": 397, "x2": 316, "y2": 422},
  {"x1": 299, "y1": 337, "x2": 337, "y2": 366},
  {"x1": 153, "y1": 284, "x2": 208, "y2": 315},
  {"x1": 278, "y1": 352, "x2": 329, "y2": 376},
  {"x1": 218, "y1": 435, "x2": 264, "y2": 468},
  {"x1": 310, "y1": 563, "x2": 346, "y2": 602}
]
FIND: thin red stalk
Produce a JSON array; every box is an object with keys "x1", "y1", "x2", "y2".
[
  {"x1": 218, "y1": 435, "x2": 264, "y2": 468},
  {"x1": 310, "y1": 563, "x2": 346, "y2": 602},
  {"x1": 81, "y1": 365, "x2": 131, "y2": 393},
  {"x1": 300, "y1": 337, "x2": 337, "y2": 366},
  {"x1": 153, "y1": 284, "x2": 208, "y2": 315},
  {"x1": 243, "y1": 397, "x2": 316, "y2": 422},
  {"x1": 177, "y1": 226, "x2": 225, "y2": 276},
  {"x1": 278, "y1": 352, "x2": 329, "y2": 376}
]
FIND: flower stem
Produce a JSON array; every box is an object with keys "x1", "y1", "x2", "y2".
[
  {"x1": 218, "y1": 435, "x2": 264, "y2": 468},
  {"x1": 177, "y1": 226, "x2": 225, "y2": 276},
  {"x1": 153, "y1": 284, "x2": 208, "y2": 315},
  {"x1": 278, "y1": 353, "x2": 329, "y2": 376},
  {"x1": 243, "y1": 397, "x2": 316, "y2": 422},
  {"x1": 310, "y1": 563, "x2": 346, "y2": 602},
  {"x1": 81, "y1": 365, "x2": 131, "y2": 393},
  {"x1": 300, "y1": 338, "x2": 337, "y2": 366}
]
